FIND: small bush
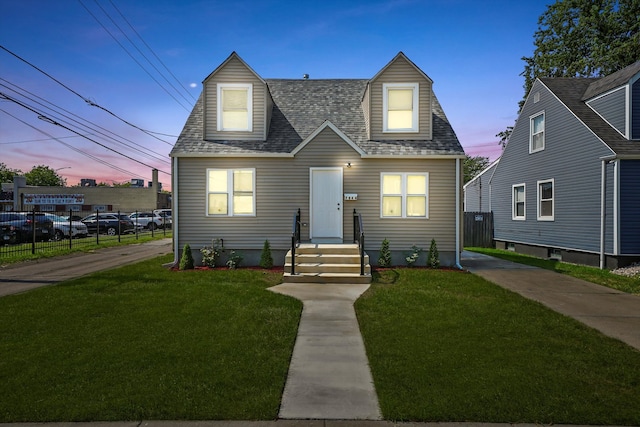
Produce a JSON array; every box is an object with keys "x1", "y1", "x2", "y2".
[
  {"x1": 404, "y1": 245, "x2": 423, "y2": 267},
  {"x1": 259, "y1": 239, "x2": 274, "y2": 269},
  {"x1": 179, "y1": 244, "x2": 194, "y2": 270},
  {"x1": 226, "y1": 250, "x2": 243, "y2": 269},
  {"x1": 378, "y1": 238, "x2": 392, "y2": 267},
  {"x1": 200, "y1": 239, "x2": 223, "y2": 268},
  {"x1": 427, "y1": 238, "x2": 440, "y2": 269}
]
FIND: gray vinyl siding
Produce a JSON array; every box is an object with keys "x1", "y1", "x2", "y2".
[
  {"x1": 203, "y1": 56, "x2": 267, "y2": 141},
  {"x1": 369, "y1": 56, "x2": 432, "y2": 141},
  {"x1": 464, "y1": 162, "x2": 497, "y2": 212},
  {"x1": 632, "y1": 79, "x2": 640, "y2": 139},
  {"x1": 176, "y1": 126, "x2": 459, "y2": 254},
  {"x1": 492, "y1": 80, "x2": 615, "y2": 254},
  {"x1": 587, "y1": 87, "x2": 626, "y2": 135}
]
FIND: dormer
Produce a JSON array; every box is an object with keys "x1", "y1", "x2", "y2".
[
  {"x1": 363, "y1": 52, "x2": 433, "y2": 141},
  {"x1": 203, "y1": 52, "x2": 272, "y2": 141},
  {"x1": 583, "y1": 60, "x2": 640, "y2": 140}
]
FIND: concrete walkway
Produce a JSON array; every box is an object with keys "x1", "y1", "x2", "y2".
[
  {"x1": 461, "y1": 250, "x2": 640, "y2": 351},
  {"x1": 269, "y1": 283, "x2": 382, "y2": 420},
  {"x1": 0, "y1": 239, "x2": 173, "y2": 297}
]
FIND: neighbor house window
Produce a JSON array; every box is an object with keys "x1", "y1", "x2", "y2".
[
  {"x1": 512, "y1": 184, "x2": 525, "y2": 220},
  {"x1": 207, "y1": 169, "x2": 255, "y2": 216},
  {"x1": 383, "y1": 83, "x2": 419, "y2": 132},
  {"x1": 530, "y1": 112, "x2": 545, "y2": 153},
  {"x1": 217, "y1": 84, "x2": 252, "y2": 131},
  {"x1": 537, "y1": 179, "x2": 554, "y2": 220},
  {"x1": 381, "y1": 173, "x2": 428, "y2": 218}
]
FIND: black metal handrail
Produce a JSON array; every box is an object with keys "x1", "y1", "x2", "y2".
[
  {"x1": 290, "y1": 208, "x2": 301, "y2": 275},
  {"x1": 353, "y1": 209, "x2": 365, "y2": 276}
]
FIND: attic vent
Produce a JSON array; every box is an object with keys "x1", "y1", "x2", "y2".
[
  {"x1": 303, "y1": 74, "x2": 309, "y2": 80},
  {"x1": 534, "y1": 91, "x2": 540, "y2": 103}
]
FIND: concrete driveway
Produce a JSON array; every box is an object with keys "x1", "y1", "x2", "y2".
[{"x1": 461, "y1": 250, "x2": 640, "y2": 351}]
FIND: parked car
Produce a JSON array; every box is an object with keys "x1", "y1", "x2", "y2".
[
  {"x1": 129, "y1": 212, "x2": 164, "y2": 230},
  {"x1": 81, "y1": 213, "x2": 135, "y2": 235},
  {"x1": 1, "y1": 223, "x2": 17, "y2": 245},
  {"x1": 43, "y1": 213, "x2": 89, "y2": 240},
  {"x1": 0, "y1": 212, "x2": 54, "y2": 243},
  {"x1": 153, "y1": 209, "x2": 172, "y2": 228}
]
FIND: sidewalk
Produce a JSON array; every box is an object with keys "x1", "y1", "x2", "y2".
[
  {"x1": 461, "y1": 250, "x2": 640, "y2": 351},
  {"x1": 0, "y1": 238, "x2": 173, "y2": 297}
]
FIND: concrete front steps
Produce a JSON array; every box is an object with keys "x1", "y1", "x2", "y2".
[{"x1": 283, "y1": 243, "x2": 372, "y2": 284}]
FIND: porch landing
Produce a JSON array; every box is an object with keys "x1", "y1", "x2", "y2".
[{"x1": 283, "y1": 244, "x2": 372, "y2": 284}]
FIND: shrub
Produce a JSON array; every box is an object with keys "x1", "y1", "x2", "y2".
[
  {"x1": 179, "y1": 244, "x2": 194, "y2": 270},
  {"x1": 200, "y1": 243, "x2": 222, "y2": 268},
  {"x1": 259, "y1": 239, "x2": 274, "y2": 269},
  {"x1": 226, "y1": 250, "x2": 243, "y2": 269},
  {"x1": 404, "y1": 244, "x2": 423, "y2": 267},
  {"x1": 427, "y1": 238, "x2": 440, "y2": 269},
  {"x1": 378, "y1": 238, "x2": 392, "y2": 267}
]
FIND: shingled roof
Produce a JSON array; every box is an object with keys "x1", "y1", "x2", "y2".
[
  {"x1": 171, "y1": 78, "x2": 464, "y2": 157},
  {"x1": 540, "y1": 75, "x2": 640, "y2": 157}
]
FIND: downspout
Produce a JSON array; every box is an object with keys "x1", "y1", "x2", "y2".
[
  {"x1": 172, "y1": 156, "x2": 180, "y2": 267},
  {"x1": 455, "y1": 157, "x2": 462, "y2": 269},
  {"x1": 599, "y1": 159, "x2": 606, "y2": 269}
]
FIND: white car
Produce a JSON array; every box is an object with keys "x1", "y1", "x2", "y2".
[
  {"x1": 129, "y1": 212, "x2": 165, "y2": 230},
  {"x1": 46, "y1": 214, "x2": 89, "y2": 240}
]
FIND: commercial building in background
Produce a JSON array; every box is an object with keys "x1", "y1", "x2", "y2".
[{"x1": 0, "y1": 169, "x2": 170, "y2": 213}]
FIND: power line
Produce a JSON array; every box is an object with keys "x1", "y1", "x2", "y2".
[
  {"x1": 0, "y1": 79, "x2": 171, "y2": 165},
  {"x1": 0, "y1": 44, "x2": 176, "y2": 145},
  {"x1": 1, "y1": 108, "x2": 142, "y2": 178},
  {"x1": 96, "y1": 0, "x2": 196, "y2": 106},
  {"x1": 0, "y1": 135, "x2": 85, "y2": 145},
  {"x1": 78, "y1": 0, "x2": 192, "y2": 113},
  {"x1": 108, "y1": 0, "x2": 196, "y2": 103},
  {"x1": 1, "y1": 92, "x2": 170, "y2": 176}
]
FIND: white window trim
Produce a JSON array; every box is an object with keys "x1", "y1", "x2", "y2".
[
  {"x1": 382, "y1": 82, "x2": 419, "y2": 133},
  {"x1": 206, "y1": 168, "x2": 256, "y2": 217},
  {"x1": 512, "y1": 183, "x2": 526, "y2": 220},
  {"x1": 216, "y1": 83, "x2": 253, "y2": 132},
  {"x1": 529, "y1": 111, "x2": 545, "y2": 153},
  {"x1": 380, "y1": 172, "x2": 429, "y2": 218},
  {"x1": 537, "y1": 178, "x2": 554, "y2": 221}
]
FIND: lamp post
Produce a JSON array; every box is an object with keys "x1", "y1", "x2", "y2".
[{"x1": 55, "y1": 167, "x2": 71, "y2": 187}]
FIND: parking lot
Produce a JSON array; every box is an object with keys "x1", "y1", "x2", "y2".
[{"x1": 0, "y1": 209, "x2": 171, "y2": 258}]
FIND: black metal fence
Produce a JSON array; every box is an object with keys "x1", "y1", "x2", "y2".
[
  {"x1": 0, "y1": 209, "x2": 171, "y2": 258},
  {"x1": 464, "y1": 211, "x2": 494, "y2": 248}
]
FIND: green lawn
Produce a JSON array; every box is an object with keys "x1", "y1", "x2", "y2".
[
  {"x1": 3, "y1": 257, "x2": 640, "y2": 424},
  {"x1": 356, "y1": 268, "x2": 640, "y2": 425},
  {"x1": 0, "y1": 255, "x2": 301, "y2": 422},
  {"x1": 467, "y1": 247, "x2": 640, "y2": 294}
]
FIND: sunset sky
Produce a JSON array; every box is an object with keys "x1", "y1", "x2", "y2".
[{"x1": 1, "y1": 0, "x2": 552, "y2": 191}]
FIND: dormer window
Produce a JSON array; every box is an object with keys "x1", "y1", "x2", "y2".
[
  {"x1": 383, "y1": 83, "x2": 419, "y2": 132},
  {"x1": 217, "y1": 83, "x2": 253, "y2": 131}
]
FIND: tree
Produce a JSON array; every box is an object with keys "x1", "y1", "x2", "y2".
[
  {"x1": 463, "y1": 155, "x2": 490, "y2": 184},
  {"x1": 521, "y1": 0, "x2": 640, "y2": 104},
  {"x1": 0, "y1": 163, "x2": 23, "y2": 183},
  {"x1": 24, "y1": 165, "x2": 65, "y2": 186},
  {"x1": 499, "y1": 0, "x2": 640, "y2": 145}
]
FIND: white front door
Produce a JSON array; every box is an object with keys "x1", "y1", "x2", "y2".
[{"x1": 310, "y1": 168, "x2": 343, "y2": 242}]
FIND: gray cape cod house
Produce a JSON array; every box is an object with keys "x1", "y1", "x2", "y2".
[
  {"x1": 170, "y1": 52, "x2": 465, "y2": 274},
  {"x1": 489, "y1": 60, "x2": 640, "y2": 268}
]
